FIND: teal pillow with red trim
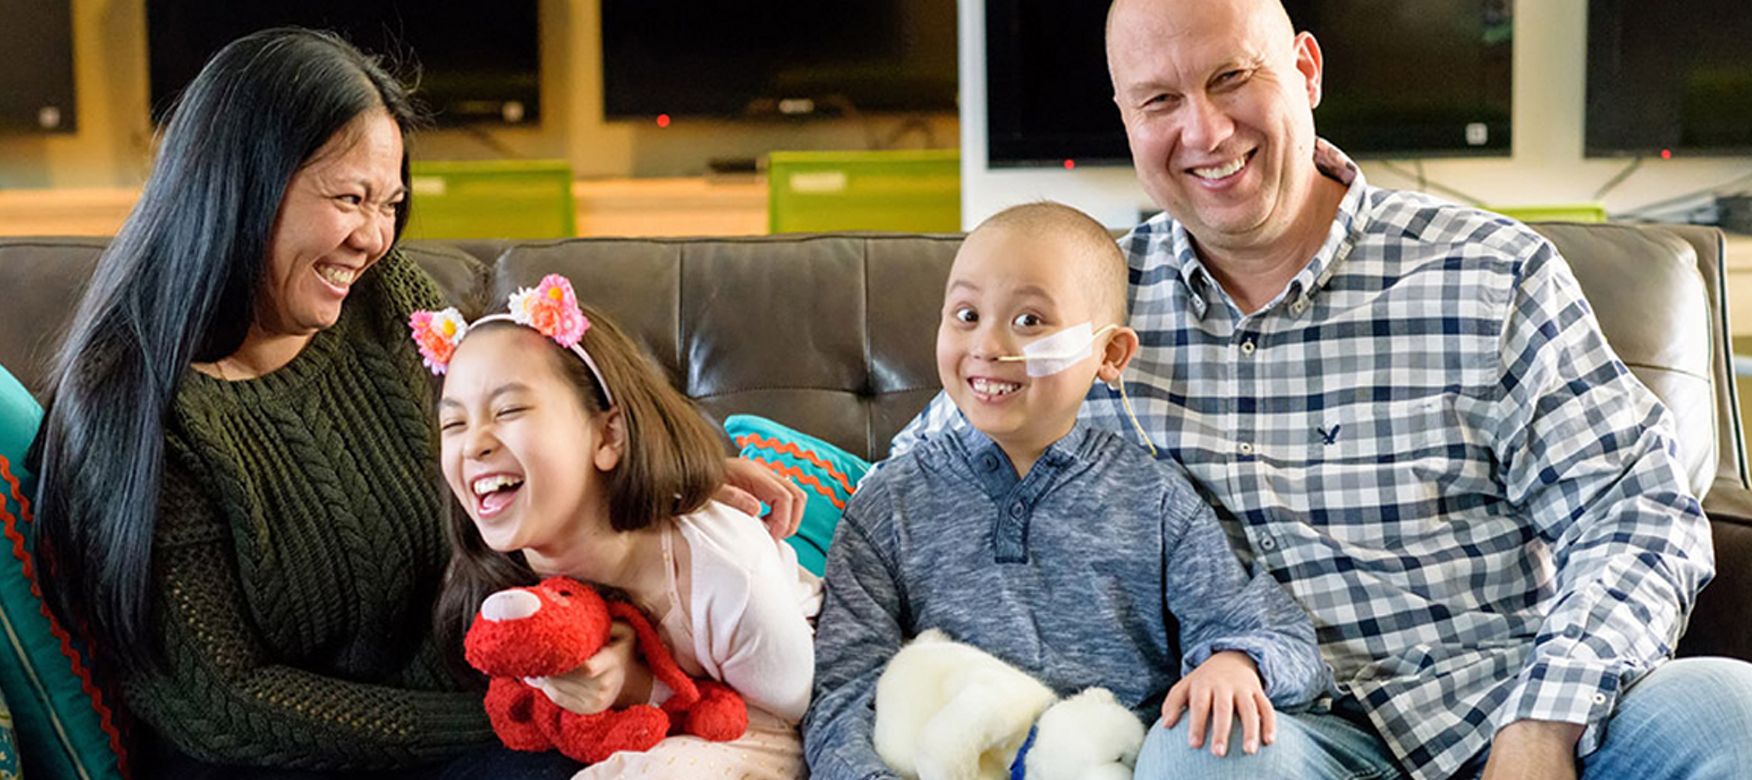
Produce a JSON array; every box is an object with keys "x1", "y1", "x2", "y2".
[
  {"x1": 724, "y1": 415, "x2": 871, "y2": 576},
  {"x1": 0, "y1": 364, "x2": 127, "y2": 779},
  {"x1": 0, "y1": 687, "x2": 18, "y2": 780}
]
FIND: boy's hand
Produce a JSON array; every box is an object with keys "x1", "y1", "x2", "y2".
[
  {"x1": 1161, "y1": 650, "x2": 1276, "y2": 757},
  {"x1": 525, "y1": 621, "x2": 651, "y2": 714}
]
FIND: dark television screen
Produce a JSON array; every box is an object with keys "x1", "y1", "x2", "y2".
[
  {"x1": 600, "y1": 0, "x2": 957, "y2": 119},
  {"x1": 146, "y1": 1, "x2": 540, "y2": 127},
  {"x1": 986, "y1": 0, "x2": 1514, "y2": 166},
  {"x1": 0, "y1": 0, "x2": 76, "y2": 133},
  {"x1": 1586, "y1": 0, "x2": 1752, "y2": 156}
]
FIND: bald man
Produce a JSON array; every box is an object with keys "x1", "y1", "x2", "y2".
[{"x1": 864, "y1": 1, "x2": 1752, "y2": 779}]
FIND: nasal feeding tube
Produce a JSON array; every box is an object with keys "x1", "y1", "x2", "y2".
[{"x1": 994, "y1": 322, "x2": 1158, "y2": 457}]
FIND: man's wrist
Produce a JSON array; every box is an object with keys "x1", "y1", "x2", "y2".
[
  {"x1": 1498, "y1": 718, "x2": 1586, "y2": 748},
  {"x1": 1484, "y1": 720, "x2": 1585, "y2": 779}
]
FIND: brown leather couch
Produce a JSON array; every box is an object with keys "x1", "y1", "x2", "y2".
[{"x1": 0, "y1": 226, "x2": 1746, "y2": 663}]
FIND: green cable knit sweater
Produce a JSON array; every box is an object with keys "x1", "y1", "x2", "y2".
[{"x1": 124, "y1": 252, "x2": 493, "y2": 769}]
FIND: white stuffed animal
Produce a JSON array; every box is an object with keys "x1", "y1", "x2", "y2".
[{"x1": 874, "y1": 629, "x2": 1147, "y2": 780}]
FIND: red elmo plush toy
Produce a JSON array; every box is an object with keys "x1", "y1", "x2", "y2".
[{"x1": 464, "y1": 575, "x2": 748, "y2": 763}]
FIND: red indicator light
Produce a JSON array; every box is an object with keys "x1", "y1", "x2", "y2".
[
  {"x1": 656, "y1": 114, "x2": 671, "y2": 128},
  {"x1": 1660, "y1": 148, "x2": 1671, "y2": 160},
  {"x1": 1063, "y1": 159, "x2": 1076, "y2": 170}
]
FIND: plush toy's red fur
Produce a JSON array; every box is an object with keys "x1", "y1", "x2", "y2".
[{"x1": 465, "y1": 576, "x2": 749, "y2": 763}]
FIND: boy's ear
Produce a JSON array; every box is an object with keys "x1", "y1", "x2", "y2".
[
  {"x1": 1096, "y1": 326, "x2": 1140, "y2": 386},
  {"x1": 593, "y1": 407, "x2": 626, "y2": 472}
]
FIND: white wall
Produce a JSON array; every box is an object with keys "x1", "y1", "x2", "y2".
[{"x1": 959, "y1": 0, "x2": 1752, "y2": 230}]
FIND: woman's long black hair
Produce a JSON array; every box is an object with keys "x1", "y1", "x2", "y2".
[{"x1": 28, "y1": 28, "x2": 420, "y2": 670}]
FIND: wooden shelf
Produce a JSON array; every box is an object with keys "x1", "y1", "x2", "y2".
[
  {"x1": 572, "y1": 176, "x2": 765, "y2": 237},
  {"x1": 0, "y1": 187, "x2": 136, "y2": 236},
  {"x1": 0, "y1": 177, "x2": 769, "y2": 239}
]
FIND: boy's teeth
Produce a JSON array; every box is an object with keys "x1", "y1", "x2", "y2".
[
  {"x1": 1192, "y1": 156, "x2": 1247, "y2": 180},
  {"x1": 971, "y1": 378, "x2": 1021, "y2": 396},
  {"x1": 472, "y1": 475, "x2": 524, "y2": 496},
  {"x1": 317, "y1": 265, "x2": 357, "y2": 285}
]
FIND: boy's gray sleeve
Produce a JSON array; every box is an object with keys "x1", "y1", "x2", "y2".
[
  {"x1": 1161, "y1": 481, "x2": 1332, "y2": 708},
  {"x1": 802, "y1": 484, "x2": 907, "y2": 780}
]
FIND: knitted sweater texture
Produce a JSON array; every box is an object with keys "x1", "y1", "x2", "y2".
[{"x1": 124, "y1": 253, "x2": 492, "y2": 769}]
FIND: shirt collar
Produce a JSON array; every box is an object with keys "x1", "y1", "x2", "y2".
[
  {"x1": 1166, "y1": 138, "x2": 1371, "y2": 319},
  {"x1": 947, "y1": 414, "x2": 1097, "y2": 497}
]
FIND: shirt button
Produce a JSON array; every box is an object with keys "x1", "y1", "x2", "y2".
[
  {"x1": 1009, "y1": 502, "x2": 1025, "y2": 518},
  {"x1": 980, "y1": 453, "x2": 999, "y2": 472},
  {"x1": 1592, "y1": 693, "x2": 1608, "y2": 705},
  {"x1": 1238, "y1": 442, "x2": 1255, "y2": 456},
  {"x1": 1240, "y1": 339, "x2": 1256, "y2": 355},
  {"x1": 1259, "y1": 536, "x2": 1277, "y2": 551},
  {"x1": 1291, "y1": 299, "x2": 1308, "y2": 314}
]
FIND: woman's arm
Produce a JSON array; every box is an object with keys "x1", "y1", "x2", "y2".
[
  {"x1": 718, "y1": 457, "x2": 806, "y2": 540},
  {"x1": 125, "y1": 457, "x2": 493, "y2": 770}
]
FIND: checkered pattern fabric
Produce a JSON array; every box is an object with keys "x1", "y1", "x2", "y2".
[{"x1": 891, "y1": 143, "x2": 1714, "y2": 779}]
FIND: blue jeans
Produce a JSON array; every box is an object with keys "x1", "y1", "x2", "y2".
[{"x1": 1133, "y1": 657, "x2": 1752, "y2": 780}]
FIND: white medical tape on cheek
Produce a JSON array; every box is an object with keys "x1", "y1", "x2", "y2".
[
  {"x1": 1016, "y1": 322, "x2": 1093, "y2": 377},
  {"x1": 997, "y1": 322, "x2": 1116, "y2": 377}
]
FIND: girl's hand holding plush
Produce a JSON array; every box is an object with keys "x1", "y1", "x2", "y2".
[
  {"x1": 465, "y1": 576, "x2": 748, "y2": 764},
  {"x1": 1160, "y1": 650, "x2": 1277, "y2": 758},
  {"x1": 525, "y1": 621, "x2": 653, "y2": 714}
]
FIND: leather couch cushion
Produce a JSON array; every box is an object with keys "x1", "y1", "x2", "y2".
[
  {"x1": 0, "y1": 239, "x2": 104, "y2": 400},
  {"x1": 1664, "y1": 225, "x2": 1752, "y2": 494},
  {"x1": 402, "y1": 241, "x2": 496, "y2": 319},
  {"x1": 491, "y1": 235, "x2": 959, "y2": 460}
]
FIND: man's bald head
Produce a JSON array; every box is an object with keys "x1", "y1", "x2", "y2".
[{"x1": 1106, "y1": 0, "x2": 1297, "y2": 66}]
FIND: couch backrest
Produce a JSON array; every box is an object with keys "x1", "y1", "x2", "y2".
[
  {"x1": 1, "y1": 225, "x2": 1743, "y2": 494},
  {"x1": 403, "y1": 234, "x2": 962, "y2": 462}
]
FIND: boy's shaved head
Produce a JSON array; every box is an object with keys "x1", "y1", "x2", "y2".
[{"x1": 970, "y1": 202, "x2": 1130, "y2": 323}]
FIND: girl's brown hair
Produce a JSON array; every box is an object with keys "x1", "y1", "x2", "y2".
[{"x1": 434, "y1": 302, "x2": 726, "y2": 659}]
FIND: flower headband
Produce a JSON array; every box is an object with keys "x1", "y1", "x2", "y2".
[{"x1": 408, "y1": 273, "x2": 615, "y2": 407}]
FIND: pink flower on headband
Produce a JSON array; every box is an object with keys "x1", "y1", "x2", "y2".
[
  {"x1": 509, "y1": 274, "x2": 590, "y2": 348},
  {"x1": 409, "y1": 307, "x2": 468, "y2": 374}
]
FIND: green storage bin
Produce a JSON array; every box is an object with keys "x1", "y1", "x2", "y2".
[
  {"x1": 1485, "y1": 203, "x2": 1609, "y2": 223},
  {"x1": 405, "y1": 159, "x2": 575, "y2": 239},
  {"x1": 768, "y1": 149, "x2": 960, "y2": 233}
]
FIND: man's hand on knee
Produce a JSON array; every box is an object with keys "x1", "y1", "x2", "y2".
[{"x1": 1481, "y1": 719, "x2": 1584, "y2": 780}]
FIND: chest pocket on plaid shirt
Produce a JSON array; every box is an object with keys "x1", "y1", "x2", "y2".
[{"x1": 1282, "y1": 393, "x2": 1491, "y2": 501}]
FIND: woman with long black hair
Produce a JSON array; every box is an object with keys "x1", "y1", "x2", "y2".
[{"x1": 26, "y1": 28, "x2": 579, "y2": 778}]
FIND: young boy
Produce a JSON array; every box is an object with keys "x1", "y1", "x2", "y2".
[{"x1": 804, "y1": 203, "x2": 1330, "y2": 777}]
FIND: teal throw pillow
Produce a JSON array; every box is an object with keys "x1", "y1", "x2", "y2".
[
  {"x1": 0, "y1": 364, "x2": 127, "y2": 779},
  {"x1": 0, "y1": 684, "x2": 19, "y2": 780},
  {"x1": 724, "y1": 415, "x2": 872, "y2": 576}
]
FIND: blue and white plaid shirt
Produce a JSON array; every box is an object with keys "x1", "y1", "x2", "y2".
[{"x1": 891, "y1": 142, "x2": 1714, "y2": 780}]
